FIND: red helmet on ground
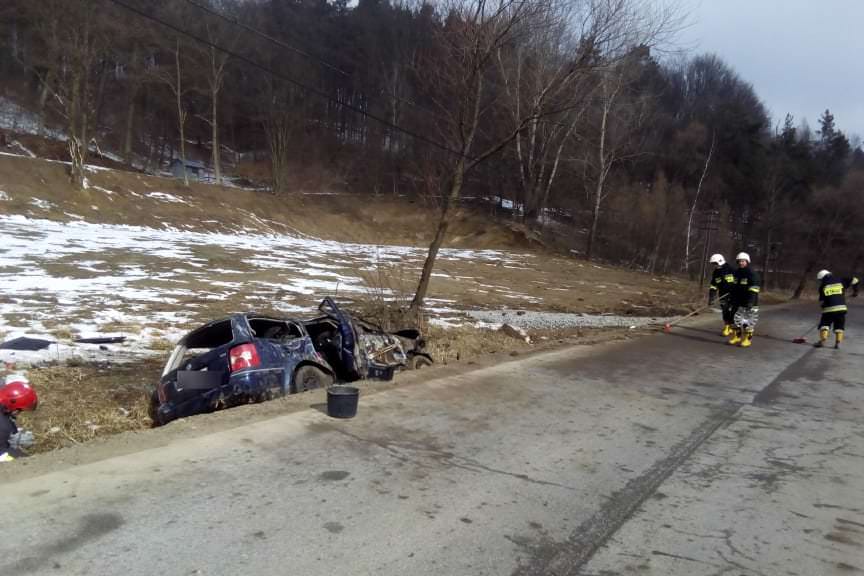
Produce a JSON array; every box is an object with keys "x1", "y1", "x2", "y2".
[{"x1": 0, "y1": 381, "x2": 38, "y2": 412}]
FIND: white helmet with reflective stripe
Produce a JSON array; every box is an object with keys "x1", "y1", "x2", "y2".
[
  {"x1": 816, "y1": 269, "x2": 830, "y2": 280},
  {"x1": 735, "y1": 252, "x2": 750, "y2": 263},
  {"x1": 709, "y1": 254, "x2": 725, "y2": 266}
]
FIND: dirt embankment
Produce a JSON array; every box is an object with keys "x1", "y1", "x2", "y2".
[{"x1": 0, "y1": 153, "x2": 529, "y2": 250}]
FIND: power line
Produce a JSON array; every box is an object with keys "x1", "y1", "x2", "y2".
[
  {"x1": 178, "y1": 0, "x2": 448, "y2": 127},
  {"x1": 105, "y1": 0, "x2": 473, "y2": 160},
  {"x1": 178, "y1": 0, "x2": 349, "y2": 78}
]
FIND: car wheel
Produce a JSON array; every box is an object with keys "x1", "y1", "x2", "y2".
[
  {"x1": 409, "y1": 355, "x2": 433, "y2": 370},
  {"x1": 294, "y1": 366, "x2": 333, "y2": 393}
]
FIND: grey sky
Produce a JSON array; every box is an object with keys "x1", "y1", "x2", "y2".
[{"x1": 676, "y1": 0, "x2": 864, "y2": 140}]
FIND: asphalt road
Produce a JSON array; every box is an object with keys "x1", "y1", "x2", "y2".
[{"x1": 1, "y1": 303, "x2": 862, "y2": 576}]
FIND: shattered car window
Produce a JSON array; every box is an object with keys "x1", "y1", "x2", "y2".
[
  {"x1": 163, "y1": 319, "x2": 234, "y2": 375},
  {"x1": 186, "y1": 320, "x2": 234, "y2": 349},
  {"x1": 248, "y1": 318, "x2": 302, "y2": 341}
]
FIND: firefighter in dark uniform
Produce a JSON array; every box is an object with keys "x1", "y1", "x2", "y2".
[
  {"x1": 728, "y1": 252, "x2": 761, "y2": 348},
  {"x1": 842, "y1": 275, "x2": 859, "y2": 298},
  {"x1": 708, "y1": 253, "x2": 736, "y2": 336},
  {"x1": 815, "y1": 270, "x2": 848, "y2": 348}
]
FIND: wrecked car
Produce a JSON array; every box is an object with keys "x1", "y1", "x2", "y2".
[{"x1": 150, "y1": 297, "x2": 432, "y2": 425}]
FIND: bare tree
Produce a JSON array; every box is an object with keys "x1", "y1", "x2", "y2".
[
  {"x1": 497, "y1": 0, "x2": 680, "y2": 225},
  {"x1": 683, "y1": 129, "x2": 715, "y2": 272},
  {"x1": 151, "y1": 38, "x2": 191, "y2": 185},
  {"x1": 579, "y1": 57, "x2": 651, "y2": 261},
  {"x1": 24, "y1": 0, "x2": 106, "y2": 188},
  {"x1": 408, "y1": 0, "x2": 544, "y2": 312},
  {"x1": 496, "y1": 1, "x2": 594, "y2": 223},
  {"x1": 189, "y1": 16, "x2": 240, "y2": 185}
]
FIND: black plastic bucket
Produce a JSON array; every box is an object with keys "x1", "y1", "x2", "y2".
[{"x1": 327, "y1": 385, "x2": 359, "y2": 419}]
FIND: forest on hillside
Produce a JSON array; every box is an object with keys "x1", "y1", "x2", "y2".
[{"x1": 1, "y1": 0, "x2": 862, "y2": 302}]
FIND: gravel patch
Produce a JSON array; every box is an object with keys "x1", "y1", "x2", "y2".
[{"x1": 466, "y1": 309, "x2": 670, "y2": 330}]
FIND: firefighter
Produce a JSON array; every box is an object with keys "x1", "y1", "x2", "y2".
[
  {"x1": 728, "y1": 252, "x2": 761, "y2": 348},
  {"x1": 0, "y1": 380, "x2": 38, "y2": 462},
  {"x1": 842, "y1": 275, "x2": 859, "y2": 298},
  {"x1": 815, "y1": 270, "x2": 848, "y2": 349},
  {"x1": 708, "y1": 254, "x2": 736, "y2": 336}
]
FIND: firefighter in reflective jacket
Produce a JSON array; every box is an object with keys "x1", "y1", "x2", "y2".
[
  {"x1": 815, "y1": 270, "x2": 848, "y2": 348},
  {"x1": 728, "y1": 252, "x2": 761, "y2": 348},
  {"x1": 842, "y1": 275, "x2": 860, "y2": 298},
  {"x1": 708, "y1": 254, "x2": 736, "y2": 336}
]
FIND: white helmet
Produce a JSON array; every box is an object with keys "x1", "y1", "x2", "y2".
[
  {"x1": 709, "y1": 254, "x2": 725, "y2": 266},
  {"x1": 735, "y1": 252, "x2": 750, "y2": 263},
  {"x1": 816, "y1": 269, "x2": 830, "y2": 280}
]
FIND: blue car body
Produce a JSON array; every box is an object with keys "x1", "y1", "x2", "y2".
[{"x1": 152, "y1": 298, "x2": 430, "y2": 425}]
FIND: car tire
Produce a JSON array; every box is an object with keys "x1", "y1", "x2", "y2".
[
  {"x1": 294, "y1": 366, "x2": 334, "y2": 393},
  {"x1": 408, "y1": 355, "x2": 433, "y2": 370}
]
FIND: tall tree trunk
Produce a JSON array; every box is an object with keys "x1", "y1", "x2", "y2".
[
  {"x1": 38, "y1": 70, "x2": 52, "y2": 125},
  {"x1": 792, "y1": 260, "x2": 815, "y2": 300},
  {"x1": 124, "y1": 87, "x2": 138, "y2": 163},
  {"x1": 175, "y1": 40, "x2": 189, "y2": 187},
  {"x1": 410, "y1": 159, "x2": 466, "y2": 312},
  {"x1": 761, "y1": 227, "x2": 772, "y2": 289},
  {"x1": 93, "y1": 62, "x2": 108, "y2": 128},
  {"x1": 212, "y1": 86, "x2": 220, "y2": 184},
  {"x1": 586, "y1": 175, "x2": 604, "y2": 261},
  {"x1": 586, "y1": 87, "x2": 612, "y2": 262},
  {"x1": 68, "y1": 70, "x2": 86, "y2": 189},
  {"x1": 683, "y1": 131, "x2": 715, "y2": 274}
]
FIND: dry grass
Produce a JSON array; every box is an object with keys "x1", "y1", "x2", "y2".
[
  {"x1": 15, "y1": 360, "x2": 161, "y2": 453},
  {"x1": 425, "y1": 325, "x2": 533, "y2": 364},
  {"x1": 148, "y1": 338, "x2": 177, "y2": 351},
  {"x1": 353, "y1": 259, "x2": 423, "y2": 331},
  {"x1": 422, "y1": 324, "x2": 630, "y2": 365}
]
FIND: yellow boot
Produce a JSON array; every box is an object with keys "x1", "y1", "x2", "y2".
[
  {"x1": 835, "y1": 331, "x2": 844, "y2": 349},
  {"x1": 728, "y1": 328, "x2": 742, "y2": 345},
  {"x1": 814, "y1": 328, "x2": 829, "y2": 348},
  {"x1": 740, "y1": 330, "x2": 753, "y2": 348},
  {"x1": 722, "y1": 324, "x2": 733, "y2": 337}
]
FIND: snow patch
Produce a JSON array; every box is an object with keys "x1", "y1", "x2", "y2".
[
  {"x1": 29, "y1": 198, "x2": 53, "y2": 210},
  {"x1": 147, "y1": 192, "x2": 189, "y2": 204},
  {"x1": 9, "y1": 140, "x2": 36, "y2": 158}
]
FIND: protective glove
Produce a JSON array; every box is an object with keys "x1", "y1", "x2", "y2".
[
  {"x1": 708, "y1": 292, "x2": 716, "y2": 306},
  {"x1": 9, "y1": 430, "x2": 34, "y2": 449}
]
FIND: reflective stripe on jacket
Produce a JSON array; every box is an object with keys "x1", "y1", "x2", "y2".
[{"x1": 820, "y1": 275, "x2": 847, "y2": 312}]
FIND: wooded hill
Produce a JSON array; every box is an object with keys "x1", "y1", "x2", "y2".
[{"x1": 1, "y1": 0, "x2": 862, "y2": 302}]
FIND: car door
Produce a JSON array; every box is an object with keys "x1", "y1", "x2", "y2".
[{"x1": 317, "y1": 297, "x2": 364, "y2": 380}]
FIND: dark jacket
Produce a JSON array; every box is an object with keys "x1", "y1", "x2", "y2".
[
  {"x1": 709, "y1": 263, "x2": 736, "y2": 300},
  {"x1": 820, "y1": 275, "x2": 848, "y2": 313},
  {"x1": 732, "y1": 266, "x2": 761, "y2": 307},
  {"x1": 0, "y1": 410, "x2": 17, "y2": 455}
]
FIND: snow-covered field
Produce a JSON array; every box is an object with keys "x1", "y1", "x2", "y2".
[{"x1": 0, "y1": 211, "x2": 547, "y2": 363}]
